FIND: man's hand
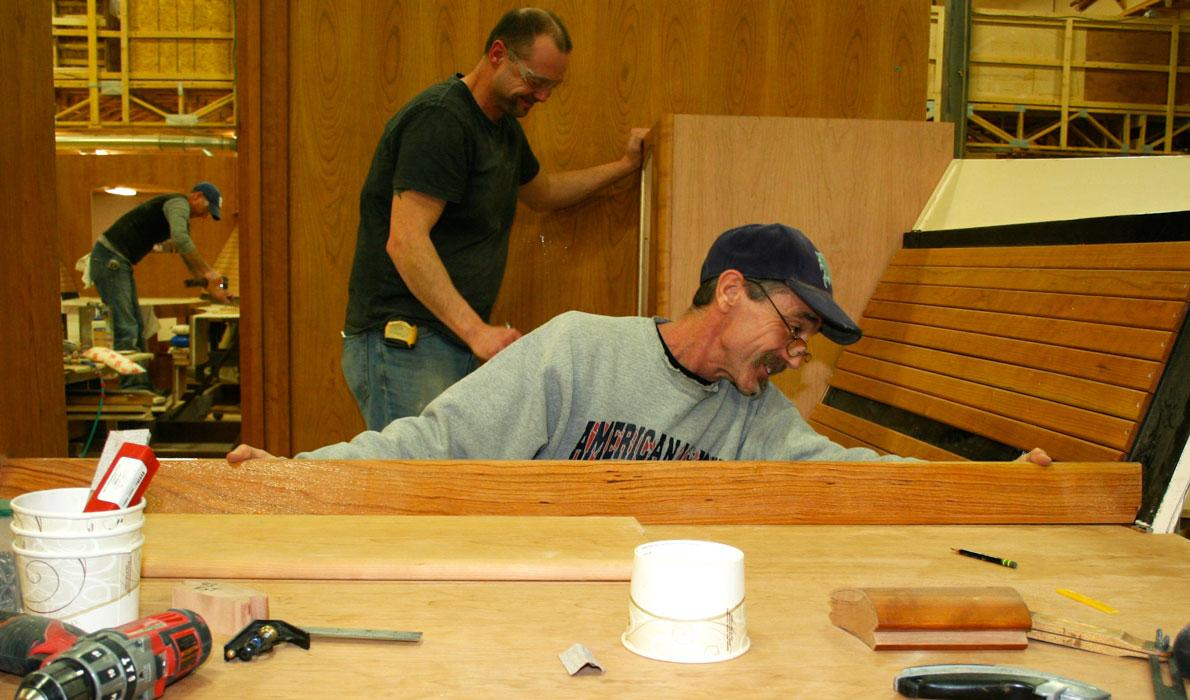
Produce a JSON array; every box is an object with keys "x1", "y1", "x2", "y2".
[
  {"x1": 205, "y1": 270, "x2": 231, "y2": 303},
  {"x1": 1015, "y1": 447, "x2": 1052, "y2": 466},
  {"x1": 468, "y1": 323, "x2": 522, "y2": 361},
  {"x1": 227, "y1": 444, "x2": 276, "y2": 463},
  {"x1": 621, "y1": 127, "x2": 650, "y2": 170}
]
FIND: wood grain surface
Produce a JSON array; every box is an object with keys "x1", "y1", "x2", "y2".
[
  {"x1": 0, "y1": 457, "x2": 1141, "y2": 525},
  {"x1": 141, "y1": 514, "x2": 645, "y2": 581},
  {"x1": 1, "y1": 2, "x2": 65, "y2": 458},
  {"x1": 0, "y1": 522, "x2": 1182, "y2": 698}
]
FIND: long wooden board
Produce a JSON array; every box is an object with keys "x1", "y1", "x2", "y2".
[
  {"x1": 0, "y1": 458, "x2": 1141, "y2": 525},
  {"x1": 891, "y1": 241, "x2": 1190, "y2": 270},
  {"x1": 141, "y1": 514, "x2": 645, "y2": 581},
  {"x1": 870, "y1": 282, "x2": 1186, "y2": 329}
]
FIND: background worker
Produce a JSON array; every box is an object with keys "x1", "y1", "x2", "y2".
[
  {"x1": 343, "y1": 6, "x2": 648, "y2": 430},
  {"x1": 231, "y1": 223, "x2": 1052, "y2": 466},
  {"x1": 87, "y1": 181, "x2": 230, "y2": 390}
]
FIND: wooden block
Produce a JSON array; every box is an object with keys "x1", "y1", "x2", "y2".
[
  {"x1": 172, "y1": 580, "x2": 269, "y2": 636},
  {"x1": 829, "y1": 586, "x2": 1031, "y2": 650}
]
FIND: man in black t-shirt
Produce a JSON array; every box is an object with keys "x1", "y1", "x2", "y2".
[{"x1": 342, "y1": 7, "x2": 648, "y2": 430}]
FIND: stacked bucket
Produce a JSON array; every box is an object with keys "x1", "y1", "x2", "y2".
[{"x1": 8, "y1": 487, "x2": 145, "y2": 631}]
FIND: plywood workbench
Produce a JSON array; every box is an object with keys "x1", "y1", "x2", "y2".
[
  {"x1": 0, "y1": 518, "x2": 1186, "y2": 698},
  {"x1": 0, "y1": 458, "x2": 1180, "y2": 696}
]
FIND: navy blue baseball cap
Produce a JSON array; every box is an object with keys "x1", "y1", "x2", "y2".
[
  {"x1": 699, "y1": 223, "x2": 862, "y2": 345},
  {"x1": 192, "y1": 181, "x2": 222, "y2": 220}
]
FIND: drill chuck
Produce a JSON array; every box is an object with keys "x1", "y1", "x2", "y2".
[{"x1": 16, "y1": 632, "x2": 145, "y2": 700}]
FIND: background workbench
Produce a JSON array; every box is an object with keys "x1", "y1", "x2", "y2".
[{"x1": 0, "y1": 520, "x2": 1184, "y2": 698}]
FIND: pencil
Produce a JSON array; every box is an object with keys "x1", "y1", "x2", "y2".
[{"x1": 951, "y1": 547, "x2": 1018, "y2": 569}]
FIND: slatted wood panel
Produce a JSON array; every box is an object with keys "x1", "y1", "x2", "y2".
[
  {"x1": 810, "y1": 238, "x2": 1190, "y2": 464},
  {"x1": 0, "y1": 457, "x2": 1141, "y2": 525}
]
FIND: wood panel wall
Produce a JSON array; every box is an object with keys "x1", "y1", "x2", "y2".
[
  {"x1": 0, "y1": 3, "x2": 66, "y2": 456},
  {"x1": 54, "y1": 152, "x2": 238, "y2": 300},
  {"x1": 245, "y1": 0, "x2": 932, "y2": 455}
]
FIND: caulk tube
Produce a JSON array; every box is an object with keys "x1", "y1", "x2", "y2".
[{"x1": 83, "y1": 442, "x2": 159, "y2": 512}]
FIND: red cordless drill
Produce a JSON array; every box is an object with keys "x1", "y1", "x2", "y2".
[{"x1": 0, "y1": 609, "x2": 211, "y2": 700}]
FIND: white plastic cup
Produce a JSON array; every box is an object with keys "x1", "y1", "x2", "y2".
[
  {"x1": 8, "y1": 487, "x2": 146, "y2": 631},
  {"x1": 13, "y1": 535, "x2": 143, "y2": 631},
  {"x1": 621, "y1": 540, "x2": 750, "y2": 663},
  {"x1": 10, "y1": 488, "x2": 145, "y2": 534},
  {"x1": 10, "y1": 522, "x2": 144, "y2": 554}
]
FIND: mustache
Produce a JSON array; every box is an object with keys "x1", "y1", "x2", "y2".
[{"x1": 756, "y1": 351, "x2": 786, "y2": 376}]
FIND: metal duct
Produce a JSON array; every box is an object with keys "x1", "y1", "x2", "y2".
[{"x1": 55, "y1": 133, "x2": 237, "y2": 152}]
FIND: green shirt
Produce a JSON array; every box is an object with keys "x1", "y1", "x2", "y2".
[{"x1": 345, "y1": 75, "x2": 540, "y2": 345}]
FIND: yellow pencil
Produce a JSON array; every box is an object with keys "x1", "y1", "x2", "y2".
[{"x1": 1056, "y1": 588, "x2": 1118, "y2": 614}]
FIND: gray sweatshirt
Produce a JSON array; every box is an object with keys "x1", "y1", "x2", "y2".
[{"x1": 300, "y1": 312, "x2": 905, "y2": 462}]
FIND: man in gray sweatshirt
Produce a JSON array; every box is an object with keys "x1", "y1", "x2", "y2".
[{"x1": 227, "y1": 223, "x2": 1051, "y2": 465}]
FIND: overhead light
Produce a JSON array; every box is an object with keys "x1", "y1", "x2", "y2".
[
  {"x1": 93, "y1": 149, "x2": 110, "y2": 156},
  {"x1": 104, "y1": 186, "x2": 138, "y2": 196}
]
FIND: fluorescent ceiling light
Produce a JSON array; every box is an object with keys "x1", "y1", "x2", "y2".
[{"x1": 104, "y1": 186, "x2": 138, "y2": 196}]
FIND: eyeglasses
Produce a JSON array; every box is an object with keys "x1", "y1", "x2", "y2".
[
  {"x1": 506, "y1": 50, "x2": 563, "y2": 92},
  {"x1": 749, "y1": 281, "x2": 812, "y2": 363}
]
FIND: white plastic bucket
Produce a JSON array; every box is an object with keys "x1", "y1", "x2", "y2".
[
  {"x1": 622, "y1": 540, "x2": 750, "y2": 663},
  {"x1": 11, "y1": 521, "x2": 144, "y2": 554},
  {"x1": 10, "y1": 487, "x2": 145, "y2": 534},
  {"x1": 9, "y1": 487, "x2": 146, "y2": 631},
  {"x1": 13, "y1": 535, "x2": 143, "y2": 631}
]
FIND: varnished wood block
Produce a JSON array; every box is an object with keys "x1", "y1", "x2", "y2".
[
  {"x1": 830, "y1": 586, "x2": 1031, "y2": 650},
  {"x1": 172, "y1": 580, "x2": 269, "y2": 636}
]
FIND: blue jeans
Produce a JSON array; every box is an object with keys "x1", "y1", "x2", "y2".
[
  {"x1": 89, "y1": 244, "x2": 152, "y2": 389},
  {"x1": 341, "y1": 325, "x2": 477, "y2": 431}
]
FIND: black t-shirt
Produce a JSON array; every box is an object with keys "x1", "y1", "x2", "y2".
[{"x1": 344, "y1": 75, "x2": 540, "y2": 345}]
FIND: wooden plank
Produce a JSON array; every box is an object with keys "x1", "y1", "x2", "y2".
[
  {"x1": 880, "y1": 266, "x2": 1190, "y2": 300},
  {"x1": 828, "y1": 370, "x2": 1126, "y2": 462},
  {"x1": 870, "y1": 282, "x2": 1187, "y2": 330},
  {"x1": 863, "y1": 303, "x2": 1175, "y2": 367},
  {"x1": 835, "y1": 355, "x2": 1137, "y2": 450},
  {"x1": 849, "y1": 337, "x2": 1150, "y2": 420},
  {"x1": 809, "y1": 405, "x2": 964, "y2": 461},
  {"x1": 891, "y1": 241, "x2": 1190, "y2": 271},
  {"x1": 861, "y1": 319, "x2": 1156, "y2": 390},
  {"x1": 0, "y1": 457, "x2": 1140, "y2": 525},
  {"x1": 808, "y1": 420, "x2": 887, "y2": 455},
  {"x1": 142, "y1": 514, "x2": 645, "y2": 581}
]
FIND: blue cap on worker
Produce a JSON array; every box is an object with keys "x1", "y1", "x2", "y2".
[
  {"x1": 699, "y1": 223, "x2": 862, "y2": 345},
  {"x1": 192, "y1": 181, "x2": 222, "y2": 221}
]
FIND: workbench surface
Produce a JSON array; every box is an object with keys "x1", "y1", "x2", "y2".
[{"x1": 1, "y1": 521, "x2": 1186, "y2": 698}]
